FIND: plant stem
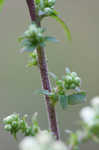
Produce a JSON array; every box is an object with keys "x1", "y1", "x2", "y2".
[{"x1": 26, "y1": 0, "x2": 60, "y2": 140}]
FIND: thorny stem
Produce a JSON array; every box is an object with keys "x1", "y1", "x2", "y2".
[{"x1": 26, "y1": 0, "x2": 60, "y2": 140}]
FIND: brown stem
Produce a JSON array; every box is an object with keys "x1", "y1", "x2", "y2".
[
  {"x1": 26, "y1": 0, "x2": 60, "y2": 140},
  {"x1": 26, "y1": 0, "x2": 36, "y2": 21}
]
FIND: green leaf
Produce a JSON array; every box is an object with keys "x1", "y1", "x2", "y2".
[
  {"x1": 59, "y1": 95, "x2": 68, "y2": 109},
  {"x1": 68, "y1": 92, "x2": 86, "y2": 105},
  {"x1": 39, "y1": 42, "x2": 46, "y2": 47},
  {"x1": 0, "y1": 0, "x2": 4, "y2": 10},
  {"x1": 20, "y1": 46, "x2": 36, "y2": 53},
  {"x1": 48, "y1": 72, "x2": 58, "y2": 81},
  {"x1": 50, "y1": 15, "x2": 72, "y2": 41},
  {"x1": 45, "y1": 36, "x2": 59, "y2": 43},
  {"x1": 20, "y1": 39, "x2": 32, "y2": 47},
  {"x1": 18, "y1": 36, "x2": 25, "y2": 42},
  {"x1": 38, "y1": 89, "x2": 53, "y2": 96}
]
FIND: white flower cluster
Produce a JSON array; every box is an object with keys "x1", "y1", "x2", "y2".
[
  {"x1": 19, "y1": 130, "x2": 67, "y2": 150},
  {"x1": 80, "y1": 97, "x2": 99, "y2": 137},
  {"x1": 34, "y1": 0, "x2": 56, "y2": 16}
]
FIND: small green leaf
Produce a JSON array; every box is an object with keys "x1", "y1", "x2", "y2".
[
  {"x1": 18, "y1": 36, "x2": 25, "y2": 42},
  {"x1": 39, "y1": 42, "x2": 46, "y2": 47},
  {"x1": 20, "y1": 39, "x2": 31, "y2": 47},
  {"x1": 38, "y1": 89, "x2": 53, "y2": 96},
  {"x1": 0, "y1": 0, "x2": 4, "y2": 10},
  {"x1": 45, "y1": 36, "x2": 59, "y2": 43},
  {"x1": 50, "y1": 15, "x2": 72, "y2": 41},
  {"x1": 59, "y1": 95, "x2": 68, "y2": 109},
  {"x1": 68, "y1": 92, "x2": 86, "y2": 105},
  {"x1": 20, "y1": 46, "x2": 36, "y2": 53},
  {"x1": 48, "y1": 72, "x2": 58, "y2": 81}
]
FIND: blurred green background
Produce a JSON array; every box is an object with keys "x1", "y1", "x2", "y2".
[{"x1": 0, "y1": 0, "x2": 99, "y2": 149}]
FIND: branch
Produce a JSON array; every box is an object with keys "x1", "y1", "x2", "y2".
[
  {"x1": 26, "y1": 0, "x2": 60, "y2": 140},
  {"x1": 26, "y1": 0, "x2": 36, "y2": 21}
]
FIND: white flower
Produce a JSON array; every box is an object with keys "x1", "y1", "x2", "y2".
[
  {"x1": 91, "y1": 97, "x2": 99, "y2": 109},
  {"x1": 36, "y1": 130, "x2": 53, "y2": 145},
  {"x1": 80, "y1": 107, "x2": 95, "y2": 126},
  {"x1": 19, "y1": 131, "x2": 68, "y2": 150},
  {"x1": 19, "y1": 137, "x2": 40, "y2": 150},
  {"x1": 52, "y1": 141, "x2": 67, "y2": 150}
]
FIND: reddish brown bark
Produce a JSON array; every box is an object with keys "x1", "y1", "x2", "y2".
[{"x1": 26, "y1": 0, "x2": 60, "y2": 140}]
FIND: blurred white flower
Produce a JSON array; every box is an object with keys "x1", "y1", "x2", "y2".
[
  {"x1": 3, "y1": 114, "x2": 18, "y2": 124},
  {"x1": 19, "y1": 131, "x2": 68, "y2": 150},
  {"x1": 19, "y1": 137, "x2": 40, "y2": 150},
  {"x1": 91, "y1": 97, "x2": 99, "y2": 109},
  {"x1": 36, "y1": 130, "x2": 53, "y2": 145},
  {"x1": 80, "y1": 107, "x2": 95, "y2": 126},
  {"x1": 52, "y1": 141, "x2": 67, "y2": 150}
]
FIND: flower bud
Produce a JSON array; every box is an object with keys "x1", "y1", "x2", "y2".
[
  {"x1": 70, "y1": 83, "x2": 76, "y2": 89},
  {"x1": 3, "y1": 114, "x2": 18, "y2": 124},
  {"x1": 65, "y1": 75, "x2": 72, "y2": 83},
  {"x1": 4, "y1": 124, "x2": 12, "y2": 131},
  {"x1": 48, "y1": 0, "x2": 56, "y2": 7},
  {"x1": 65, "y1": 67, "x2": 71, "y2": 75},
  {"x1": 44, "y1": 8, "x2": 53, "y2": 14},
  {"x1": 12, "y1": 121, "x2": 18, "y2": 128},
  {"x1": 71, "y1": 72, "x2": 77, "y2": 77},
  {"x1": 75, "y1": 77, "x2": 81, "y2": 85}
]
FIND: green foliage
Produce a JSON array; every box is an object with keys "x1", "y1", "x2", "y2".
[
  {"x1": 40, "y1": 68, "x2": 86, "y2": 109},
  {"x1": 67, "y1": 97, "x2": 99, "y2": 150},
  {"x1": 50, "y1": 15, "x2": 72, "y2": 41},
  {"x1": 19, "y1": 23, "x2": 57, "y2": 53},
  {"x1": 80, "y1": 97, "x2": 99, "y2": 139},
  {"x1": 27, "y1": 51, "x2": 38, "y2": 67},
  {"x1": 34, "y1": 0, "x2": 71, "y2": 41},
  {"x1": 68, "y1": 92, "x2": 86, "y2": 105},
  {"x1": 59, "y1": 95, "x2": 68, "y2": 109},
  {"x1": 3, "y1": 98, "x2": 99, "y2": 150},
  {"x1": 34, "y1": 0, "x2": 56, "y2": 16},
  {"x1": 3, "y1": 113, "x2": 40, "y2": 139},
  {"x1": 0, "y1": 0, "x2": 4, "y2": 10},
  {"x1": 2, "y1": 1, "x2": 98, "y2": 150}
]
